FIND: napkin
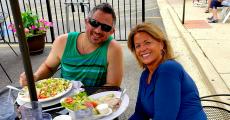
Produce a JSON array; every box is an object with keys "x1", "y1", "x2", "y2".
[{"x1": 71, "y1": 81, "x2": 85, "y2": 94}]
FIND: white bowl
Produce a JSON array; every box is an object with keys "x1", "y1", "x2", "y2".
[
  {"x1": 96, "y1": 103, "x2": 109, "y2": 115},
  {"x1": 53, "y1": 115, "x2": 71, "y2": 120}
]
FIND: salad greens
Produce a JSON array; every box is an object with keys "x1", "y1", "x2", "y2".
[
  {"x1": 61, "y1": 92, "x2": 98, "y2": 111},
  {"x1": 21, "y1": 78, "x2": 71, "y2": 99}
]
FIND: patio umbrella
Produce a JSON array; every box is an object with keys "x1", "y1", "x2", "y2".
[{"x1": 9, "y1": 0, "x2": 38, "y2": 103}]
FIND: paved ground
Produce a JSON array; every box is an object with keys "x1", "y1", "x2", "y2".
[
  {"x1": 162, "y1": 0, "x2": 230, "y2": 94},
  {"x1": 0, "y1": 0, "x2": 230, "y2": 119}
]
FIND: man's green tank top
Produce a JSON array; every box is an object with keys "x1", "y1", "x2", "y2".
[{"x1": 60, "y1": 32, "x2": 113, "y2": 86}]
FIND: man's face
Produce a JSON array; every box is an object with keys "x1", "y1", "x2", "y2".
[{"x1": 85, "y1": 10, "x2": 115, "y2": 44}]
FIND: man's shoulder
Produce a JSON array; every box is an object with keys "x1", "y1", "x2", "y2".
[
  {"x1": 107, "y1": 39, "x2": 123, "y2": 61},
  {"x1": 53, "y1": 33, "x2": 68, "y2": 46},
  {"x1": 108, "y1": 39, "x2": 122, "y2": 50},
  {"x1": 52, "y1": 34, "x2": 68, "y2": 55}
]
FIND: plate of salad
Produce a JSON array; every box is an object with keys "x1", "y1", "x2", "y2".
[
  {"x1": 17, "y1": 78, "x2": 73, "y2": 103},
  {"x1": 60, "y1": 92, "x2": 114, "y2": 119}
]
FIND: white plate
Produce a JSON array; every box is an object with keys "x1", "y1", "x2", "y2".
[
  {"x1": 89, "y1": 91, "x2": 129, "y2": 120},
  {"x1": 53, "y1": 115, "x2": 72, "y2": 120},
  {"x1": 16, "y1": 88, "x2": 75, "y2": 108},
  {"x1": 17, "y1": 78, "x2": 73, "y2": 103}
]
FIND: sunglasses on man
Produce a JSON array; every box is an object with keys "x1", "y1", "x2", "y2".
[{"x1": 88, "y1": 18, "x2": 113, "y2": 32}]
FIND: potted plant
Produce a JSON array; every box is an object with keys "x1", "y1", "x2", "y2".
[{"x1": 8, "y1": 10, "x2": 52, "y2": 55}]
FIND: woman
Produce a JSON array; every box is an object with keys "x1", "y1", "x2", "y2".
[
  {"x1": 128, "y1": 23, "x2": 207, "y2": 120},
  {"x1": 207, "y1": 0, "x2": 224, "y2": 23}
]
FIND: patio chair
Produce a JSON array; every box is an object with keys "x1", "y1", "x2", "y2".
[
  {"x1": 0, "y1": 12, "x2": 18, "y2": 56},
  {"x1": 201, "y1": 94, "x2": 230, "y2": 120},
  {"x1": 0, "y1": 63, "x2": 13, "y2": 83},
  {"x1": 52, "y1": 66, "x2": 61, "y2": 77},
  {"x1": 221, "y1": 1, "x2": 230, "y2": 23},
  {"x1": 193, "y1": 0, "x2": 207, "y2": 8},
  {"x1": 64, "y1": 0, "x2": 90, "y2": 33}
]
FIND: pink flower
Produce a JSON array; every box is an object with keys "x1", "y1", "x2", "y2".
[
  {"x1": 24, "y1": 28, "x2": 30, "y2": 33},
  {"x1": 8, "y1": 24, "x2": 14, "y2": 29},
  {"x1": 44, "y1": 21, "x2": 53, "y2": 27},
  {"x1": 39, "y1": 27, "x2": 46, "y2": 31},
  {"x1": 12, "y1": 29, "x2": 16, "y2": 33},
  {"x1": 8, "y1": 24, "x2": 16, "y2": 33},
  {"x1": 38, "y1": 18, "x2": 45, "y2": 23},
  {"x1": 31, "y1": 25, "x2": 37, "y2": 30}
]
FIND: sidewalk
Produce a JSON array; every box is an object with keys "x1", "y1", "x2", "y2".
[{"x1": 158, "y1": 0, "x2": 230, "y2": 94}]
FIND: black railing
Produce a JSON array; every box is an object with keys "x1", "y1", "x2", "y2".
[{"x1": 0, "y1": 0, "x2": 146, "y2": 43}]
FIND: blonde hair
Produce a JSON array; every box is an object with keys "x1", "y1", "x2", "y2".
[{"x1": 127, "y1": 22, "x2": 174, "y2": 68}]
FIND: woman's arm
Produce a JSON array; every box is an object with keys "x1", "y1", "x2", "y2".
[
  {"x1": 130, "y1": 77, "x2": 149, "y2": 120},
  {"x1": 153, "y1": 63, "x2": 182, "y2": 120}
]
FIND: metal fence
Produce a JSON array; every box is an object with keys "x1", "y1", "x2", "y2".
[{"x1": 0, "y1": 0, "x2": 145, "y2": 43}]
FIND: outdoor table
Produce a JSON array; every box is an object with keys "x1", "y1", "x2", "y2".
[{"x1": 0, "y1": 84, "x2": 121, "y2": 120}]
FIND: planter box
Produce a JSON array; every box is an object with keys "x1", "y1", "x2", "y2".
[{"x1": 27, "y1": 33, "x2": 46, "y2": 55}]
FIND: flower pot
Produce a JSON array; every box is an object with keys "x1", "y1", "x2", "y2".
[{"x1": 27, "y1": 33, "x2": 46, "y2": 55}]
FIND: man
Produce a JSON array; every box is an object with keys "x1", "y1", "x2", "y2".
[{"x1": 20, "y1": 3, "x2": 123, "y2": 87}]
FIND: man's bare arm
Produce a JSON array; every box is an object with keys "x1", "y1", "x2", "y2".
[
  {"x1": 105, "y1": 40, "x2": 124, "y2": 86},
  {"x1": 34, "y1": 34, "x2": 68, "y2": 80},
  {"x1": 19, "y1": 34, "x2": 68, "y2": 86}
]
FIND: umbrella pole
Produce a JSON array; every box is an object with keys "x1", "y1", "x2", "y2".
[{"x1": 9, "y1": 0, "x2": 38, "y2": 102}]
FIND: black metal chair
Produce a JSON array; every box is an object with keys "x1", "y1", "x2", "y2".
[
  {"x1": 201, "y1": 94, "x2": 230, "y2": 120},
  {"x1": 0, "y1": 12, "x2": 18, "y2": 83}
]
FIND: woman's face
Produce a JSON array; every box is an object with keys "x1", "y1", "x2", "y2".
[{"x1": 134, "y1": 32, "x2": 163, "y2": 66}]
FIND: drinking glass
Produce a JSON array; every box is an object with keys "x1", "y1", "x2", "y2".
[
  {"x1": 19, "y1": 101, "x2": 43, "y2": 120},
  {"x1": 42, "y1": 113, "x2": 52, "y2": 120},
  {"x1": 69, "y1": 108, "x2": 92, "y2": 120},
  {"x1": 0, "y1": 96, "x2": 16, "y2": 120}
]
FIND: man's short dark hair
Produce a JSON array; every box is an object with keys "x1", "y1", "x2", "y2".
[{"x1": 88, "y1": 3, "x2": 116, "y2": 26}]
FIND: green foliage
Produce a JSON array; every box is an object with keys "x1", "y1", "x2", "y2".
[
  {"x1": 8, "y1": 10, "x2": 53, "y2": 38},
  {"x1": 21, "y1": 11, "x2": 38, "y2": 29}
]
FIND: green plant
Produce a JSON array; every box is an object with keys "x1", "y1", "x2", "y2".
[{"x1": 8, "y1": 10, "x2": 52, "y2": 38}]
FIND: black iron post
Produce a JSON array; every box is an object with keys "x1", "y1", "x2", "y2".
[
  {"x1": 46, "y1": 0, "x2": 55, "y2": 42},
  {"x1": 142, "y1": 0, "x2": 145, "y2": 22},
  {"x1": 182, "y1": 0, "x2": 186, "y2": 24},
  {"x1": 9, "y1": 0, "x2": 38, "y2": 102}
]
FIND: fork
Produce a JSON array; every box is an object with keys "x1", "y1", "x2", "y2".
[
  {"x1": 6, "y1": 85, "x2": 24, "y2": 93},
  {"x1": 119, "y1": 88, "x2": 126, "y2": 101}
]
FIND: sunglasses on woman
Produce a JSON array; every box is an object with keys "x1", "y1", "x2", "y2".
[{"x1": 88, "y1": 18, "x2": 112, "y2": 32}]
